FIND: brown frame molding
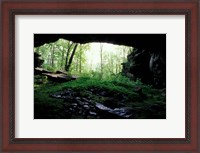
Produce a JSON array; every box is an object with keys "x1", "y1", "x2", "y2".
[{"x1": 1, "y1": 0, "x2": 199, "y2": 152}]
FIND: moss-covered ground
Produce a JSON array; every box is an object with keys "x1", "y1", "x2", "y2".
[{"x1": 34, "y1": 75, "x2": 166, "y2": 119}]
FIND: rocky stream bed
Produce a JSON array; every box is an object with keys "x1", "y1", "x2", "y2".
[{"x1": 50, "y1": 87, "x2": 166, "y2": 119}]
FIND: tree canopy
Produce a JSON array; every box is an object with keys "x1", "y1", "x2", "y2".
[{"x1": 34, "y1": 39, "x2": 133, "y2": 78}]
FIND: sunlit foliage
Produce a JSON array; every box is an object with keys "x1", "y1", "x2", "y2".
[{"x1": 34, "y1": 39, "x2": 133, "y2": 78}]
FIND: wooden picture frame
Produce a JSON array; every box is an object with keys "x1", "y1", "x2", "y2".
[{"x1": 1, "y1": 0, "x2": 199, "y2": 152}]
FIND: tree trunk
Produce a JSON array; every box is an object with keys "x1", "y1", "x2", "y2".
[
  {"x1": 116, "y1": 63, "x2": 118, "y2": 73},
  {"x1": 79, "y1": 46, "x2": 83, "y2": 74},
  {"x1": 65, "y1": 43, "x2": 78, "y2": 71},
  {"x1": 47, "y1": 55, "x2": 51, "y2": 65},
  {"x1": 110, "y1": 58, "x2": 114, "y2": 73},
  {"x1": 100, "y1": 43, "x2": 103, "y2": 77},
  {"x1": 51, "y1": 44, "x2": 54, "y2": 68},
  {"x1": 65, "y1": 41, "x2": 73, "y2": 70},
  {"x1": 60, "y1": 48, "x2": 65, "y2": 70},
  {"x1": 123, "y1": 48, "x2": 126, "y2": 62},
  {"x1": 76, "y1": 56, "x2": 78, "y2": 72}
]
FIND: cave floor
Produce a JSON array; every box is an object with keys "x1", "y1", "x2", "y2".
[{"x1": 34, "y1": 76, "x2": 166, "y2": 119}]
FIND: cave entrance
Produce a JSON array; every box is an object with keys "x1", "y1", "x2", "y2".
[
  {"x1": 34, "y1": 35, "x2": 166, "y2": 119},
  {"x1": 34, "y1": 39, "x2": 133, "y2": 79}
]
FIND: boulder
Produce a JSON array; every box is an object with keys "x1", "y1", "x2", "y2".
[{"x1": 122, "y1": 48, "x2": 165, "y2": 88}]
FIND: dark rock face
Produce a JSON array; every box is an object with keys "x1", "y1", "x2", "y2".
[
  {"x1": 122, "y1": 49, "x2": 152, "y2": 84},
  {"x1": 149, "y1": 52, "x2": 166, "y2": 88},
  {"x1": 34, "y1": 34, "x2": 166, "y2": 54},
  {"x1": 122, "y1": 49, "x2": 166, "y2": 88},
  {"x1": 34, "y1": 52, "x2": 44, "y2": 68}
]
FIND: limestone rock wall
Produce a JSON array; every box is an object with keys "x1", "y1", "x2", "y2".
[{"x1": 122, "y1": 48, "x2": 166, "y2": 88}]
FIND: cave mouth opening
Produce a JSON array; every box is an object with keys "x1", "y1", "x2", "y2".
[
  {"x1": 34, "y1": 39, "x2": 134, "y2": 80},
  {"x1": 34, "y1": 34, "x2": 166, "y2": 88},
  {"x1": 34, "y1": 35, "x2": 166, "y2": 119}
]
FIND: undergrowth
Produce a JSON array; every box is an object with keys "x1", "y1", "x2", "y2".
[{"x1": 34, "y1": 73, "x2": 166, "y2": 119}]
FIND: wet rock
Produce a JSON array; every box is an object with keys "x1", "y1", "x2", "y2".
[
  {"x1": 95, "y1": 103, "x2": 112, "y2": 111},
  {"x1": 83, "y1": 105, "x2": 89, "y2": 109},
  {"x1": 76, "y1": 99, "x2": 82, "y2": 105},
  {"x1": 89, "y1": 111, "x2": 97, "y2": 116},
  {"x1": 82, "y1": 97, "x2": 89, "y2": 102},
  {"x1": 71, "y1": 103, "x2": 78, "y2": 108},
  {"x1": 51, "y1": 94, "x2": 62, "y2": 98},
  {"x1": 69, "y1": 108, "x2": 73, "y2": 111},
  {"x1": 75, "y1": 97, "x2": 81, "y2": 101},
  {"x1": 51, "y1": 88, "x2": 138, "y2": 119},
  {"x1": 122, "y1": 48, "x2": 165, "y2": 88},
  {"x1": 95, "y1": 103, "x2": 134, "y2": 119},
  {"x1": 111, "y1": 108, "x2": 134, "y2": 118},
  {"x1": 78, "y1": 110, "x2": 82, "y2": 114}
]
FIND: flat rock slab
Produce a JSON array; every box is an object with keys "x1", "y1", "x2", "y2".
[{"x1": 34, "y1": 67, "x2": 78, "y2": 82}]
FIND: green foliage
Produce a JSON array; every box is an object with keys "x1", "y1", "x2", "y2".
[
  {"x1": 34, "y1": 40, "x2": 133, "y2": 79},
  {"x1": 94, "y1": 44, "x2": 134, "y2": 78},
  {"x1": 34, "y1": 75, "x2": 48, "y2": 84},
  {"x1": 35, "y1": 72, "x2": 162, "y2": 102},
  {"x1": 69, "y1": 44, "x2": 90, "y2": 73},
  {"x1": 34, "y1": 73, "x2": 165, "y2": 119},
  {"x1": 63, "y1": 75, "x2": 136, "y2": 97},
  {"x1": 34, "y1": 39, "x2": 90, "y2": 72}
]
